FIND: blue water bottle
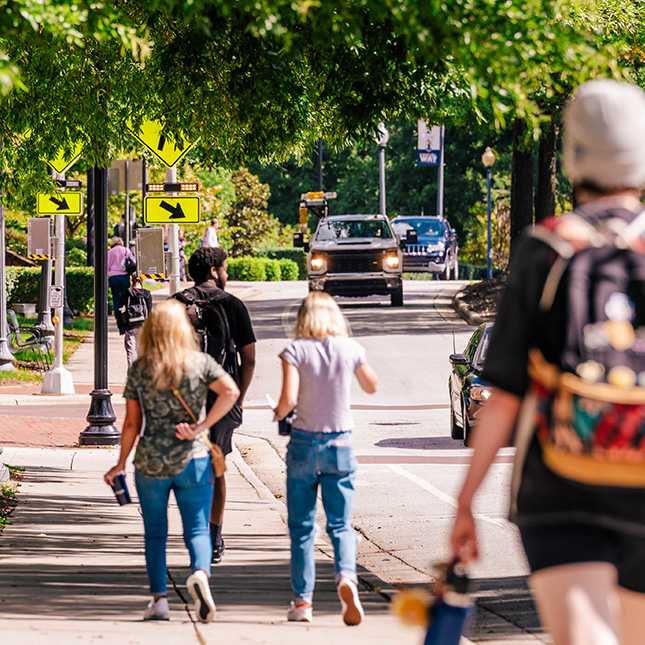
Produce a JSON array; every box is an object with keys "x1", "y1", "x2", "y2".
[{"x1": 424, "y1": 560, "x2": 474, "y2": 645}]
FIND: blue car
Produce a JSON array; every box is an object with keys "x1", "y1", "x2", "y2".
[
  {"x1": 391, "y1": 216, "x2": 458, "y2": 280},
  {"x1": 448, "y1": 323, "x2": 493, "y2": 446}
]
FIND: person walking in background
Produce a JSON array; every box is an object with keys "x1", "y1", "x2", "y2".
[
  {"x1": 273, "y1": 292, "x2": 378, "y2": 625},
  {"x1": 450, "y1": 80, "x2": 645, "y2": 645},
  {"x1": 105, "y1": 299, "x2": 239, "y2": 623},
  {"x1": 116, "y1": 275, "x2": 153, "y2": 366},
  {"x1": 107, "y1": 236, "x2": 135, "y2": 317},
  {"x1": 176, "y1": 246, "x2": 256, "y2": 566},
  {"x1": 200, "y1": 218, "x2": 219, "y2": 248}
]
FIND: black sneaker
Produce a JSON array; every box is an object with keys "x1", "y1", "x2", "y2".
[{"x1": 212, "y1": 539, "x2": 225, "y2": 564}]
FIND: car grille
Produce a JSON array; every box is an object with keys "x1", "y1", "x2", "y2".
[
  {"x1": 404, "y1": 244, "x2": 432, "y2": 255},
  {"x1": 326, "y1": 251, "x2": 383, "y2": 273}
]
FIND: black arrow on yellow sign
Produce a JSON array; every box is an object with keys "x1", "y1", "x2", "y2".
[
  {"x1": 160, "y1": 200, "x2": 186, "y2": 220},
  {"x1": 158, "y1": 134, "x2": 166, "y2": 151},
  {"x1": 49, "y1": 195, "x2": 70, "y2": 210}
]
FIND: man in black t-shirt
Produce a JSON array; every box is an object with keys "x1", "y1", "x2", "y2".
[{"x1": 181, "y1": 246, "x2": 256, "y2": 564}]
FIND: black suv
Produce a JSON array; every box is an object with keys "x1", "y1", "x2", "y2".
[
  {"x1": 391, "y1": 216, "x2": 459, "y2": 280},
  {"x1": 297, "y1": 214, "x2": 413, "y2": 306}
]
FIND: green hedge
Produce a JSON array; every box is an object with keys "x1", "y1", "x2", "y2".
[
  {"x1": 6, "y1": 266, "x2": 95, "y2": 315},
  {"x1": 227, "y1": 256, "x2": 299, "y2": 281},
  {"x1": 458, "y1": 263, "x2": 504, "y2": 280},
  {"x1": 258, "y1": 248, "x2": 307, "y2": 280},
  {"x1": 278, "y1": 258, "x2": 299, "y2": 281}
]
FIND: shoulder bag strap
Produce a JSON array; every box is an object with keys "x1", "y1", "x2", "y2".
[{"x1": 171, "y1": 386, "x2": 226, "y2": 477}]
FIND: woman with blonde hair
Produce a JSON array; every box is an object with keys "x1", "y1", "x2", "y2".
[
  {"x1": 273, "y1": 291, "x2": 379, "y2": 625},
  {"x1": 105, "y1": 299, "x2": 239, "y2": 624}
]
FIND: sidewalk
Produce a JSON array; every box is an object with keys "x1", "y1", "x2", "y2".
[{"x1": 0, "y1": 284, "x2": 427, "y2": 645}]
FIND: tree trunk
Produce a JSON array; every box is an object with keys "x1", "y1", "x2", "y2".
[
  {"x1": 536, "y1": 119, "x2": 559, "y2": 223},
  {"x1": 510, "y1": 118, "x2": 534, "y2": 256}
]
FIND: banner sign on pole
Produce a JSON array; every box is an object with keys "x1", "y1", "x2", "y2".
[{"x1": 417, "y1": 120, "x2": 442, "y2": 166}]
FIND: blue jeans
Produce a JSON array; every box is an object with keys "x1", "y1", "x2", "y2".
[
  {"x1": 135, "y1": 457, "x2": 214, "y2": 595},
  {"x1": 109, "y1": 274, "x2": 130, "y2": 316},
  {"x1": 286, "y1": 430, "x2": 358, "y2": 604}
]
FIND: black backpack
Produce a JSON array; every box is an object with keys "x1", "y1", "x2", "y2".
[
  {"x1": 120, "y1": 289, "x2": 149, "y2": 326},
  {"x1": 173, "y1": 287, "x2": 239, "y2": 383},
  {"x1": 524, "y1": 207, "x2": 645, "y2": 486}
]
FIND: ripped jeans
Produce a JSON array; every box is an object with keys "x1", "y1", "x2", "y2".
[{"x1": 286, "y1": 429, "x2": 357, "y2": 604}]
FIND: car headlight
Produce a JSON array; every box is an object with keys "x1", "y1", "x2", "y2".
[
  {"x1": 310, "y1": 255, "x2": 325, "y2": 271},
  {"x1": 385, "y1": 254, "x2": 400, "y2": 269},
  {"x1": 428, "y1": 243, "x2": 444, "y2": 252},
  {"x1": 471, "y1": 384, "x2": 492, "y2": 401}
]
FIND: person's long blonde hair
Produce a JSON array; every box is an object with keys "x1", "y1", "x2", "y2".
[
  {"x1": 137, "y1": 299, "x2": 199, "y2": 389},
  {"x1": 295, "y1": 291, "x2": 349, "y2": 339}
]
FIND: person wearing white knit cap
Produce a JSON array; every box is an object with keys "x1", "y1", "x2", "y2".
[{"x1": 451, "y1": 79, "x2": 645, "y2": 645}]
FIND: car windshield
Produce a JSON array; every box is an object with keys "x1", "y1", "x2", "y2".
[
  {"x1": 392, "y1": 218, "x2": 444, "y2": 237},
  {"x1": 316, "y1": 219, "x2": 392, "y2": 240}
]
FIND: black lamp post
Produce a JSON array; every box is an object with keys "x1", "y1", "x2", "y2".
[
  {"x1": 78, "y1": 166, "x2": 119, "y2": 445},
  {"x1": 482, "y1": 147, "x2": 496, "y2": 280}
]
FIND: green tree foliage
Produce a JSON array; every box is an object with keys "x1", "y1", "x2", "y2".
[
  {"x1": 226, "y1": 168, "x2": 279, "y2": 257},
  {"x1": 0, "y1": 0, "x2": 640, "y2": 203}
]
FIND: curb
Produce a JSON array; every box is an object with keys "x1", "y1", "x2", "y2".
[{"x1": 452, "y1": 291, "x2": 495, "y2": 326}]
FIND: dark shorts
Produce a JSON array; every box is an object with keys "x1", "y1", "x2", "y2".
[
  {"x1": 209, "y1": 404, "x2": 242, "y2": 457},
  {"x1": 520, "y1": 522, "x2": 645, "y2": 593}
]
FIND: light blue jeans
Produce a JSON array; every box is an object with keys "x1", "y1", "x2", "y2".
[
  {"x1": 135, "y1": 456, "x2": 213, "y2": 595},
  {"x1": 286, "y1": 429, "x2": 358, "y2": 604}
]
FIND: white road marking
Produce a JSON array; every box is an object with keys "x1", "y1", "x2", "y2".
[
  {"x1": 387, "y1": 464, "x2": 509, "y2": 529},
  {"x1": 281, "y1": 303, "x2": 297, "y2": 339}
]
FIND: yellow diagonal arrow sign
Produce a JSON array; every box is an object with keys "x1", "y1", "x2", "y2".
[
  {"x1": 36, "y1": 192, "x2": 83, "y2": 215},
  {"x1": 144, "y1": 196, "x2": 200, "y2": 224},
  {"x1": 47, "y1": 141, "x2": 83, "y2": 175},
  {"x1": 127, "y1": 118, "x2": 199, "y2": 168}
]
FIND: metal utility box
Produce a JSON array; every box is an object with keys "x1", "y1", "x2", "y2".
[
  {"x1": 28, "y1": 217, "x2": 51, "y2": 260},
  {"x1": 135, "y1": 227, "x2": 165, "y2": 279}
]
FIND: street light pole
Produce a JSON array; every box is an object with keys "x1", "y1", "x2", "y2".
[
  {"x1": 376, "y1": 123, "x2": 389, "y2": 217},
  {"x1": 0, "y1": 168, "x2": 15, "y2": 371},
  {"x1": 481, "y1": 147, "x2": 496, "y2": 280},
  {"x1": 79, "y1": 165, "x2": 119, "y2": 445}
]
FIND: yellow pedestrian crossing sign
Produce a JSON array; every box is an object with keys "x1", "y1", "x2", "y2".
[
  {"x1": 36, "y1": 192, "x2": 83, "y2": 215},
  {"x1": 144, "y1": 196, "x2": 200, "y2": 224},
  {"x1": 127, "y1": 118, "x2": 199, "y2": 168},
  {"x1": 46, "y1": 141, "x2": 83, "y2": 175}
]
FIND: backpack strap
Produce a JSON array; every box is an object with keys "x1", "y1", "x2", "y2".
[{"x1": 533, "y1": 210, "x2": 645, "y2": 312}]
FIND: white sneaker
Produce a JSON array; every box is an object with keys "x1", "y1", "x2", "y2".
[
  {"x1": 287, "y1": 600, "x2": 313, "y2": 622},
  {"x1": 338, "y1": 578, "x2": 364, "y2": 626},
  {"x1": 186, "y1": 570, "x2": 216, "y2": 623},
  {"x1": 143, "y1": 596, "x2": 169, "y2": 621}
]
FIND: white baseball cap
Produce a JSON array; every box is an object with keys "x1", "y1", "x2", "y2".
[{"x1": 563, "y1": 79, "x2": 645, "y2": 190}]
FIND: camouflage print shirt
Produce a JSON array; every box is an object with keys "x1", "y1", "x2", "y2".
[{"x1": 124, "y1": 352, "x2": 226, "y2": 478}]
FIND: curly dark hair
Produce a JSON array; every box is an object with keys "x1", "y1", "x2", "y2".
[{"x1": 188, "y1": 247, "x2": 228, "y2": 284}]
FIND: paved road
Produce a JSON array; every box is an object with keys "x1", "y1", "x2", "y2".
[{"x1": 239, "y1": 280, "x2": 549, "y2": 643}]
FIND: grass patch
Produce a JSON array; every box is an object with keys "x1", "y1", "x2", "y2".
[
  {"x1": 4, "y1": 464, "x2": 25, "y2": 473},
  {"x1": 0, "y1": 315, "x2": 94, "y2": 385},
  {"x1": 0, "y1": 466, "x2": 22, "y2": 533},
  {"x1": 403, "y1": 272, "x2": 435, "y2": 280},
  {"x1": 0, "y1": 481, "x2": 16, "y2": 498}
]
